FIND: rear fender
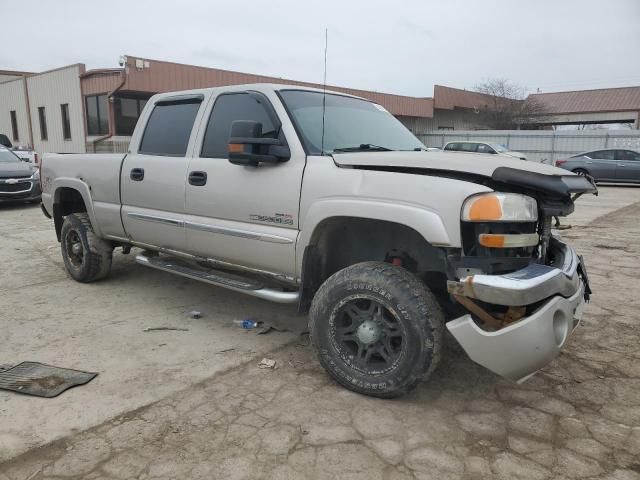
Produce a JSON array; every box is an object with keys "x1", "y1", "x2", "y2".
[{"x1": 52, "y1": 178, "x2": 101, "y2": 238}]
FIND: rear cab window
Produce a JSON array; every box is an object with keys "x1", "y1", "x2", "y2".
[{"x1": 139, "y1": 96, "x2": 203, "y2": 156}]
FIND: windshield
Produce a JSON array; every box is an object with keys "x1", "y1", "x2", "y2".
[
  {"x1": 490, "y1": 143, "x2": 508, "y2": 153},
  {"x1": 279, "y1": 90, "x2": 425, "y2": 154},
  {"x1": 0, "y1": 146, "x2": 21, "y2": 163}
]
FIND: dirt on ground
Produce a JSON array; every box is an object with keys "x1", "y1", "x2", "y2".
[{"x1": 1, "y1": 193, "x2": 640, "y2": 479}]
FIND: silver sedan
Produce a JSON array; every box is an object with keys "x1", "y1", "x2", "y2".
[{"x1": 556, "y1": 148, "x2": 640, "y2": 183}]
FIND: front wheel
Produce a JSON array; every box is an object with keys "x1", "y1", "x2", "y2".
[
  {"x1": 309, "y1": 261, "x2": 444, "y2": 398},
  {"x1": 60, "y1": 213, "x2": 113, "y2": 282}
]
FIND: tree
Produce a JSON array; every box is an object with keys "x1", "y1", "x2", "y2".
[{"x1": 474, "y1": 78, "x2": 548, "y2": 130}]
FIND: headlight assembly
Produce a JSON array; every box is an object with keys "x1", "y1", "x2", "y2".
[{"x1": 462, "y1": 193, "x2": 538, "y2": 222}]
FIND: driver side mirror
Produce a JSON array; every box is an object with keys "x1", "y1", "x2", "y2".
[{"x1": 228, "y1": 120, "x2": 290, "y2": 167}]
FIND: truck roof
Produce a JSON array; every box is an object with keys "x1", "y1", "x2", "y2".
[{"x1": 152, "y1": 83, "x2": 365, "y2": 102}]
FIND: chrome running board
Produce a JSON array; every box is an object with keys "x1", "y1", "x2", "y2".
[{"x1": 135, "y1": 253, "x2": 299, "y2": 304}]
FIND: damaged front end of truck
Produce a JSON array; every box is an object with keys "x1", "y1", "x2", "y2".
[{"x1": 445, "y1": 167, "x2": 597, "y2": 382}]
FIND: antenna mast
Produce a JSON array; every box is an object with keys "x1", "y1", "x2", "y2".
[{"x1": 321, "y1": 28, "x2": 328, "y2": 155}]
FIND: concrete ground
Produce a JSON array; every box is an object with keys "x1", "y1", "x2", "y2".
[{"x1": 1, "y1": 186, "x2": 640, "y2": 479}]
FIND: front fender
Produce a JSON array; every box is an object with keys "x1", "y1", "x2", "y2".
[{"x1": 296, "y1": 198, "x2": 451, "y2": 275}]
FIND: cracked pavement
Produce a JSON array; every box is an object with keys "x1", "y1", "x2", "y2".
[{"x1": 1, "y1": 187, "x2": 640, "y2": 479}]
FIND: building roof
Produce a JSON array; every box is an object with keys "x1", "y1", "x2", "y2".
[
  {"x1": 433, "y1": 84, "x2": 498, "y2": 111},
  {"x1": 115, "y1": 56, "x2": 434, "y2": 118},
  {"x1": 528, "y1": 86, "x2": 640, "y2": 114},
  {"x1": 0, "y1": 69, "x2": 35, "y2": 77}
]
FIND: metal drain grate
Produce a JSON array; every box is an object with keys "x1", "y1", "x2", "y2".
[{"x1": 0, "y1": 362, "x2": 97, "y2": 398}]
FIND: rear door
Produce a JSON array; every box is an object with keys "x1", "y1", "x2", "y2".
[
  {"x1": 583, "y1": 150, "x2": 617, "y2": 181},
  {"x1": 121, "y1": 94, "x2": 205, "y2": 250},
  {"x1": 184, "y1": 90, "x2": 305, "y2": 276},
  {"x1": 615, "y1": 150, "x2": 640, "y2": 182}
]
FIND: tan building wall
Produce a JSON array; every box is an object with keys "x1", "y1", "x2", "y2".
[
  {"x1": 26, "y1": 64, "x2": 86, "y2": 154},
  {"x1": 0, "y1": 78, "x2": 31, "y2": 146},
  {"x1": 399, "y1": 109, "x2": 491, "y2": 134}
]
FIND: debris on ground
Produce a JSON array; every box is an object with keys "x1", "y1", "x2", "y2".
[
  {"x1": 143, "y1": 327, "x2": 189, "y2": 332},
  {"x1": 257, "y1": 324, "x2": 290, "y2": 335},
  {"x1": 0, "y1": 362, "x2": 97, "y2": 398},
  {"x1": 258, "y1": 358, "x2": 277, "y2": 369},
  {"x1": 233, "y1": 319, "x2": 261, "y2": 329},
  {"x1": 216, "y1": 348, "x2": 235, "y2": 354},
  {"x1": 188, "y1": 310, "x2": 202, "y2": 319}
]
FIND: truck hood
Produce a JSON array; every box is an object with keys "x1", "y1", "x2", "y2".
[
  {"x1": 332, "y1": 150, "x2": 597, "y2": 198},
  {"x1": 332, "y1": 150, "x2": 560, "y2": 176}
]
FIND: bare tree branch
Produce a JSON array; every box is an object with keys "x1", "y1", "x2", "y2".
[{"x1": 474, "y1": 79, "x2": 549, "y2": 129}]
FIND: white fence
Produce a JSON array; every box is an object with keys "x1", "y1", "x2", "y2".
[{"x1": 417, "y1": 130, "x2": 640, "y2": 164}]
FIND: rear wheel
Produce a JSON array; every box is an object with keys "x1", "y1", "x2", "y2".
[
  {"x1": 60, "y1": 213, "x2": 113, "y2": 282},
  {"x1": 309, "y1": 261, "x2": 444, "y2": 398},
  {"x1": 572, "y1": 168, "x2": 589, "y2": 176}
]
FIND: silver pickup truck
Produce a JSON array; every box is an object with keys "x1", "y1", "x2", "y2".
[{"x1": 41, "y1": 84, "x2": 596, "y2": 397}]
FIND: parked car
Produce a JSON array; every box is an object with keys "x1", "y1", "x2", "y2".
[
  {"x1": 41, "y1": 84, "x2": 595, "y2": 398},
  {"x1": 444, "y1": 141, "x2": 527, "y2": 160},
  {"x1": 0, "y1": 134, "x2": 13, "y2": 148},
  {"x1": 11, "y1": 146, "x2": 39, "y2": 164},
  {"x1": 0, "y1": 145, "x2": 42, "y2": 203},
  {"x1": 556, "y1": 148, "x2": 640, "y2": 183},
  {"x1": 0, "y1": 133, "x2": 40, "y2": 164}
]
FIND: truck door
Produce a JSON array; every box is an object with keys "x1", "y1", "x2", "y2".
[
  {"x1": 615, "y1": 149, "x2": 640, "y2": 182},
  {"x1": 121, "y1": 94, "x2": 204, "y2": 250},
  {"x1": 583, "y1": 150, "x2": 617, "y2": 181},
  {"x1": 184, "y1": 90, "x2": 304, "y2": 277}
]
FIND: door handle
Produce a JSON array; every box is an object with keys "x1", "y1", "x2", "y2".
[
  {"x1": 618, "y1": 164, "x2": 626, "y2": 167},
  {"x1": 188, "y1": 171, "x2": 207, "y2": 186},
  {"x1": 130, "y1": 168, "x2": 145, "y2": 181},
  {"x1": 585, "y1": 161, "x2": 593, "y2": 164}
]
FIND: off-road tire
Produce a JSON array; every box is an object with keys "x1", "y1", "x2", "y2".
[
  {"x1": 60, "y1": 213, "x2": 113, "y2": 282},
  {"x1": 309, "y1": 261, "x2": 444, "y2": 398}
]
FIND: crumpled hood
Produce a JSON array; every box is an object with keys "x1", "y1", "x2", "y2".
[
  {"x1": 0, "y1": 161, "x2": 36, "y2": 178},
  {"x1": 332, "y1": 150, "x2": 565, "y2": 177}
]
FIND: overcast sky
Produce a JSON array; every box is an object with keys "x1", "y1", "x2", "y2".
[{"x1": 2, "y1": 0, "x2": 639, "y2": 97}]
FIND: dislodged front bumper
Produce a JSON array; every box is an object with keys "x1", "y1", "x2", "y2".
[{"x1": 446, "y1": 238, "x2": 588, "y2": 382}]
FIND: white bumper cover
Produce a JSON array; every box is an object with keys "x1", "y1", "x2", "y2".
[{"x1": 447, "y1": 277, "x2": 585, "y2": 382}]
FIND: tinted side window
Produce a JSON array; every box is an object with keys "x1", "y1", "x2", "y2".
[
  {"x1": 444, "y1": 143, "x2": 459, "y2": 151},
  {"x1": 139, "y1": 100, "x2": 201, "y2": 156},
  {"x1": 616, "y1": 150, "x2": 640, "y2": 161},
  {"x1": 588, "y1": 150, "x2": 614, "y2": 160},
  {"x1": 201, "y1": 93, "x2": 277, "y2": 158}
]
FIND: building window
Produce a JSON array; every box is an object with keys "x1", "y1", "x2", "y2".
[
  {"x1": 38, "y1": 107, "x2": 48, "y2": 140},
  {"x1": 114, "y1": 96, "x2": 149, "y2": 136},
  {"x1": 438, "y1": 126, "x2": 454, "y2": 131},
  {"x1": 60, "y1": 104, "x2": 72, "y2": 140},
  {"x1": 85, "y1": 94, "x2": 109, "y2": 135},
  {"x1": 10, "y1": 111, "x2": 18, "y2": 142}
]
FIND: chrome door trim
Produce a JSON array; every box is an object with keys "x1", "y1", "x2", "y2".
[
  {"x1": 127, "y1": 212, "x2": 184, "y2": 227},
  {"x1": 184, "y1": 220, "x2": 293, "y2": 244}
]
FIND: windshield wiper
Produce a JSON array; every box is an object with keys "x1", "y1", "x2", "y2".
[{"x1": 332, "y1": 144, "x2": 392, "y2": 153}]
